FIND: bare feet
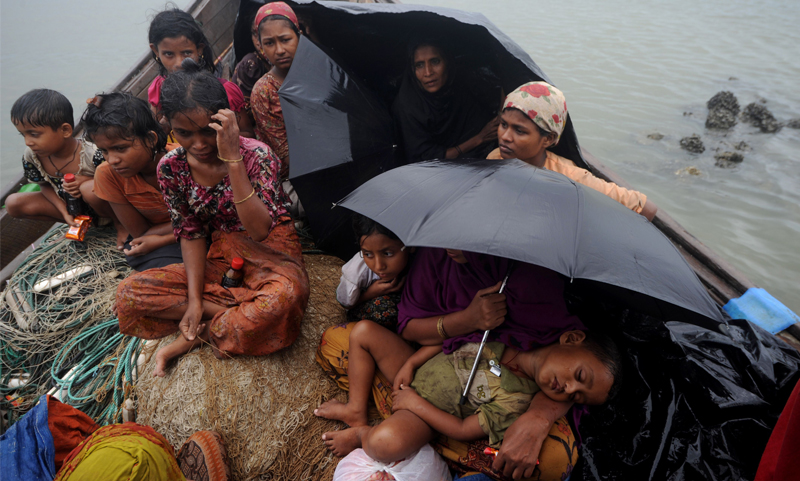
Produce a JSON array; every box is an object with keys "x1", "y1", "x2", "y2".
[
  {"x1": 322, "y1": 426, "x2": 369, "y2": 457},
  {"x1": 314, "y1": 398, "x2": 368, "y2": 427},
  {"x1": 153, "y1": 336, "x2": 201, "y2": 377}
]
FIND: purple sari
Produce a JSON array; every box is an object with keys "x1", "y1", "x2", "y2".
[{"x1": 398, "y1": 247, "x2": 584, "y2": 353}]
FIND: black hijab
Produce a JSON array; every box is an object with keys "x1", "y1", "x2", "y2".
[{"x1": 392, "y1": 42, "x2": 501, "y2": 163}]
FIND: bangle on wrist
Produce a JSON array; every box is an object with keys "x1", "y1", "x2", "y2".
[
  {"x1": 454, "y1": 145, "x2": 463, "y2": 156},
  {"x1": 218, "y1": 154, "x2": 244, "y2": 163},
  {"x1": 437, "y1": 316, "x2": 450, "y2": 340},
  {"x1": 234, "y1": 188, "x2": 256, "y2": 204}
]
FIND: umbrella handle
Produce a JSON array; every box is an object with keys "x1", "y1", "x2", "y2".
[{"x1": 459, "y1": 273, "x2": 511, "y2": 406}]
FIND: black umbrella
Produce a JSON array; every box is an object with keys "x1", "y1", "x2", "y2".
[
  {"x1": 237, "y1": 0, "x2": 589, "y2": 169},
  {"x1": 337, "y1": 158, "x2": 725, "y2": 326},
  {"x1": 280, "y1": 37, "x2": 403, "y2": 258}
]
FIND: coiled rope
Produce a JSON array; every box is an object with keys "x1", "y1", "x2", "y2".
[{"x1": 0, "y1": 225, "x2": 139, "y2": 429}]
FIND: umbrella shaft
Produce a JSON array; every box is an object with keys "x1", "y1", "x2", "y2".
[{"x1": 460, "y1": 329, "x2": 491, "y2": 404}]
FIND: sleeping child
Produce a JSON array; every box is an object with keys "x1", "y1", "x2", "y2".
[{"x1": 315, "y1": 318, "x2": 621, "y2": 469}]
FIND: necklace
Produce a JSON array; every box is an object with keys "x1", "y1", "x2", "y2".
[{"x1": 47, "y1": 142, "x2": 80, "y2": 178}]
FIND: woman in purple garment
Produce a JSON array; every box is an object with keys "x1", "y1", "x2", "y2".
[
  {"x1": 396, "y1": 247, "x2": 584, "y2": 353},
  {"x1": 316, "y1": 246, "x2": 585, "y2": 480}
]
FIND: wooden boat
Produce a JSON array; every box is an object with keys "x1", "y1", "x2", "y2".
[{"x1": 0, "y1": 0, "x2": 796, "y2": 347}]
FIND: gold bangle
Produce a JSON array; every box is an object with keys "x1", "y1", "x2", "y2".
[
  {"x1": 437, "y1": 316, "x2": 449, "y2": 340},
  {"x1": 217, "y1": 154, "x2": 244, "y2": 163},
  {"x1": 234, "y1": 188, "x2": 256, "y2": 204}
]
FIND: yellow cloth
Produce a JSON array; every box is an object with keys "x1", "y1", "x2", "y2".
[
  {"x1": 55, "y1": 423, "x2": 185, "y2": 481},
  {"x1": 488, "y1": 148, "x2": 647, "y2": 214}
]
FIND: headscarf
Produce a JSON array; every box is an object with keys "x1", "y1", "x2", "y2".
[
  {"x1": 397, "y1": 247, "x2": 585, "y2": 353},
  {"x1": 392, "y1": 42, "x2": 501, "y2": 163},
  {"x1": 504, "y1": 81, "x2": 568, "y2": 145},
  {"x1": 254, "y1": 2, "x2": 299, "y2": 30}
]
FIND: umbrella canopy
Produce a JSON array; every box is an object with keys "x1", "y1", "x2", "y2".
[
  {"x1": 337, "y1": 158, "x2": 725, "y2": 326},
  {"x1": 235, "y1": 0, "x2": 588, "y2": 169},
  {"x1": 281, "y1": 37, "x2": 403, "y2": 258}
]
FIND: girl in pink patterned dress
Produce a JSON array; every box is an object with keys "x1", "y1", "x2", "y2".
[{"x1": 116, "y1": 59, "x2": 309, "y2": 376}]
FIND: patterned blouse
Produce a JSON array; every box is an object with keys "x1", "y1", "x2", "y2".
[
  {"x1": 251, "y1": 73, "x2": 289, "y2": 179},
  {"x1": 157, "y1": 136, "x2": 289, "y2": 241},
  {"x1": 22, "y1": 138, "x2": 104, "y2": 196}
]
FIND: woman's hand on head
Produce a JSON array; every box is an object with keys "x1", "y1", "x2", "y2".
[
  {"x1": 209, "y1": 109, "x2": 241, "y2": 162},
  {"x1": 465, "y1": 280, "x2": 507, "y2": 331}
]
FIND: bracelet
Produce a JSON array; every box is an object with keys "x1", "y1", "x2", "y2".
[
  {"x1": 437, "y1": 316, "x2": 450, "y2": 340},
  {"x1": 217, "y1": 154, "x2": 244, "y2": 163},
  {"x1": 454, "y1": 145, "x2": 463, "y2": 156},
  {"x1": 234, "y1": 188, "x2": 256, "y2": 204}
]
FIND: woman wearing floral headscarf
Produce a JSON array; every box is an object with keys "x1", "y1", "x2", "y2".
[{"x1": 489, "y1": 81, "x2": 657, "y2": 220}]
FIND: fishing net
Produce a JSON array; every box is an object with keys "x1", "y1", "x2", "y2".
[
  {"x1": 135, "y1": 254, "x2": 350, "y2": 481},
  {"x1": 0, "y1": 225, "x2": 140, "y2": 428}
]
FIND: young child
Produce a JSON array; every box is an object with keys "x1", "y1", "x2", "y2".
[
  {"x1": 315, "y1": 321, "x2": 621, "y2": 466},
  {"x1": 336, "y1": 215, "x2": 411, "y2": 330},
  {"x1": 147, "y1": 8, "x2": 245, "y2": 134},
  {"x1": 6, "y1": 89, "x2": 104, "y2": 227},
  {"x1": 80, "y1": 92, "x2": 181, "y2": 271}
]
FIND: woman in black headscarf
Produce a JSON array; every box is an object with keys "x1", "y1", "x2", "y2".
[{"x1": 392, "y1": 41, "x2": 502, "y2": 163}]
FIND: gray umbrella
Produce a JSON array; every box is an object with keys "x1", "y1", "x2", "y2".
[{"x1": 337, "y1": 158, "x2": 725, "y2": 326}]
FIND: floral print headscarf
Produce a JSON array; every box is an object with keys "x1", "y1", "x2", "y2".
[
  {"x1": 504, "y1": 81, "x2": 568, "y2": 145},
  {"x1": 254, "y1": 2, "x2": 299, "y2": 30}
]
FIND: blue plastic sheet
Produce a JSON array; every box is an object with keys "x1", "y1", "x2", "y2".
[
  {"x1": 724, "y1": 288, "x2": 800, "y2": 334},
  {"x1": 0, "y1": 395, "x2": 55, "y2": 481}
]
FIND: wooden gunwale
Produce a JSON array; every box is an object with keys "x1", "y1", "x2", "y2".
[{"x1": 1, "y1": 0, "x2": 795, "y2": 343}]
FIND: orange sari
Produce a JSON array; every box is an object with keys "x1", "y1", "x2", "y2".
[{"x1": 117, "y1": 218, "x2": 309, "y2": 356}]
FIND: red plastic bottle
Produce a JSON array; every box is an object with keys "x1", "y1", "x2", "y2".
[
  {"x1": 221, "y1": 257, "x2": 244, "y2": 288},
  {"x1": 62, "y1": 173, "x2": 86, "y2": 216}
]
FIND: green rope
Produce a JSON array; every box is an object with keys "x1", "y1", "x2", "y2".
[{"x1": 0, "y1": 226, "x2": 139, "y2": 429}]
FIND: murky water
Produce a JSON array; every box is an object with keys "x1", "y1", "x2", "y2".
[
  {"x1": 1, "y1": 0, "x2": 798, "y2": 312},
  {"x1": 420, "y1": 0, "x2": 800, "y2": 314},
  {"x1": 0, "y1": 0, "x2": 170, "y2": 183}
]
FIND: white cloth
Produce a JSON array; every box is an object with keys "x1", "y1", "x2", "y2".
[
  {"x1": 336, "y1": 252, "x2": 380, "y2": 308},
  {"x1": 333, "y1": 445, "x2": 452, "y2": 481}
]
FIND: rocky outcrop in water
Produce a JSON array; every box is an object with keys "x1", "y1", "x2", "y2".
[
  {"x1": 714, "y1": 151, "x2": 744, "y2": 168},
  {"x1": 647, "y1": 133, "x2": 664, "y2": 140},
  {"x1": 706, "y1": 91, "x2": 739, "y2": 130},
  {"x1": 741, "y1": 103, "x2": 782, "y2": 133},
  {"x1": 680, "y1": 134, "x2": 705, "y2": 153},
  {"x1": 787, "y1": 119, "x2": 800, "y2": 129}
]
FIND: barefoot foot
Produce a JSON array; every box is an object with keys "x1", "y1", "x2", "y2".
[
  {"x1": 322, "y1": 427, "x2": 369, "y2": 457},
  {"x1": 153, "y1": 336, "x2": 201, "y2": 377},
  {"x1": 314, "y1": 398, "x2": 368, "y2": 427}
]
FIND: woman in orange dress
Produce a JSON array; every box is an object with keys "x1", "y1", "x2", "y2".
[{"x1": 115, "y1": 59, "x2": 309, "y2": 376}]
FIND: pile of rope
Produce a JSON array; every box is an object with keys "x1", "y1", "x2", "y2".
[
  {"x1": 136, "y1": 254, "x2": 350, "y2": 481},
  {"x1": 0, "y1": 226, "x2": 139, "y2": 428}
]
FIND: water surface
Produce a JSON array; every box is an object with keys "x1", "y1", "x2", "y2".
[
  {"x1": 420, "y1": 0, "x2": 800, "y2": 313},
  {"x1": 1, "y1": 0, "x2": 797, "y2": 313}
]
